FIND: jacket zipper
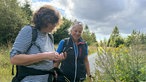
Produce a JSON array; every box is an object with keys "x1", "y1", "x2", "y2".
[
  {"x1": 73, "y1": 43, "x2": 78, "y2": 82},
  {"x1": 74, "y1": 56, "x2": 77, "y2": 82}
]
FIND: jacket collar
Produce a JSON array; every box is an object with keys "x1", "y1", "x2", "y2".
[{"x1": 69, "y1": 35, "x2": 85, "y2": 45}]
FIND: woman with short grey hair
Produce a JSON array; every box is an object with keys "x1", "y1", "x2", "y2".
[{"x1": 56, "y1": 21, "x2": 92, "y2": 82}]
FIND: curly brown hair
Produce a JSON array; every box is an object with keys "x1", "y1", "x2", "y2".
[{"x1": 32, "y1": 5, "x2": 61, "y2": 30}]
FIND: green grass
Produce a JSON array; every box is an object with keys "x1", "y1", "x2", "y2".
[{"x1": 0, "y1": 45, "x2": 13, "y2": 82}]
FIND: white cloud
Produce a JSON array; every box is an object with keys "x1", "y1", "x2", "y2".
[{"x1": 27, "y1": 0, "x2": 146, "y2": 41}]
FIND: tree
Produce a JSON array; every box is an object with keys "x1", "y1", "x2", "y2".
[
  {"x1": 91, "y1": 32, "x2": 97, "y2": 42},
  {"x1": 82, "y1": 25, "x2": 97, "y2": 45},
  {"x1": 108, "y1": 26, "x2": 124, "y2": 47},
  {"x1": 125, "y1": 30, "x2": 141, "y2": 46},
  {"x1": 140, "y1": 33, "x2": 146, "y2": 44},
  {"x1": 53, "y1": 17, "x2": 72, "y2": 44},
  {"x1": 21, "y1": 0, "x2": 32, "y2": 24},
  {"x1": 82, "y1": 25, "x2": 93, "y2": 45},
  {"x1": 0, "y1": 0, "x2": 29, "y2": 45}
]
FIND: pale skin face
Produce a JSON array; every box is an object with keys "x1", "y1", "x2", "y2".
[
  {"x1": 40, "y1": 24, "x2": 56, "y2": 33},
  {"x1": 71, "y1": 25, "x2": 83, "y2": 42}
]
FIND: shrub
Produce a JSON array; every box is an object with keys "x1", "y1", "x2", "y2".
[{"x1": 94, "y1": 42, "x2": 146, "y2": 82}]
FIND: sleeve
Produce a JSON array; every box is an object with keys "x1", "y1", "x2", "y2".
[
  {"x1": 10, "y1": 49, "x2": 21, "y2": 58},
  {"x1": 10, "y1": 26, "x2": 32, "y2": 57},
  {"x1": 56, "y1": 40, "x2": 65, "y2": 54}
]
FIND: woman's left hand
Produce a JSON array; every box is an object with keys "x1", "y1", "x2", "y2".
[
  {"x1": 59, "y1": 52, "x2": 67, "y2": 60},
  {"x1": 54, "y1": 52, "x2": 67, "y2": 62}
]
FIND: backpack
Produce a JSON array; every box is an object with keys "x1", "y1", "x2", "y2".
[{"x1": 62, "y1": 38, "x2": 71, "y2": 53}]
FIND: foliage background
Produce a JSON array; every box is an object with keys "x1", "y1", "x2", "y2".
[{"x1": 0, "y1": 0, "x2": 29, "y2": 45}]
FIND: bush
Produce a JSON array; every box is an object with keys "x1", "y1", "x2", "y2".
[
  {"x1": 94, "y1": 42, "x2": 146, "y2": 81},
  {"x1": 0, "y1": 0, "x2": 28, "y2": 45}
]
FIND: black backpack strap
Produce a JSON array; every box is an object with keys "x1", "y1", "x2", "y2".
[
  {"x1": 26, "y1": 26, "x2": 43, "y2": 52},
  {"x1": 62, "y1": 38, "x2": 71, "y2": 53},
  {"x1": 12, "y1": 26, "x2": 38, "y2": 76},
  {"x1": 48, "y1": 33, "x2": 54, "y2": 43},
  {"x1": 26, "y1": 26, "x2": 38, "y2": 52},
  {"x1": 48, "y1": 33, "x2": 56, "y2": 51}
]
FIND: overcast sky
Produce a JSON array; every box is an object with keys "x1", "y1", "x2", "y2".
[{"x1": 19, "y1": 0, "x2": 146, "y2": 41}]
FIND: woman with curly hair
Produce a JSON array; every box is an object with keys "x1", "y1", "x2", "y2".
[{"x1": 10, "y1": 5, "x2": 65, "y2": 82}]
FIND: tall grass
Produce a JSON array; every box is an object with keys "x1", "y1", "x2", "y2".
[
  {"x1": 94, "y1": 42, "x2": 146, "y2": 81},
  {"x1": 0, "y1": 45, "x2": 13, "y2": 82},
  {"x1": 88, "y1": 43, "x2": 98, "y2": 55}
]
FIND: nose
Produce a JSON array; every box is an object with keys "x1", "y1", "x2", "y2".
[{"x1": 76, "y1": 32, "x2": 80, "y2": 35}]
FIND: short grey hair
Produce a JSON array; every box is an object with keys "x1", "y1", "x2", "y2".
[{"x1": 68, "y1": 21, "x2": 83, "y2": 34}]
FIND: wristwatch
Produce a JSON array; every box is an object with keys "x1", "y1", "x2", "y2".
[{"x1": 89, "y1": 75, "x2": 92, "y2": 78}]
